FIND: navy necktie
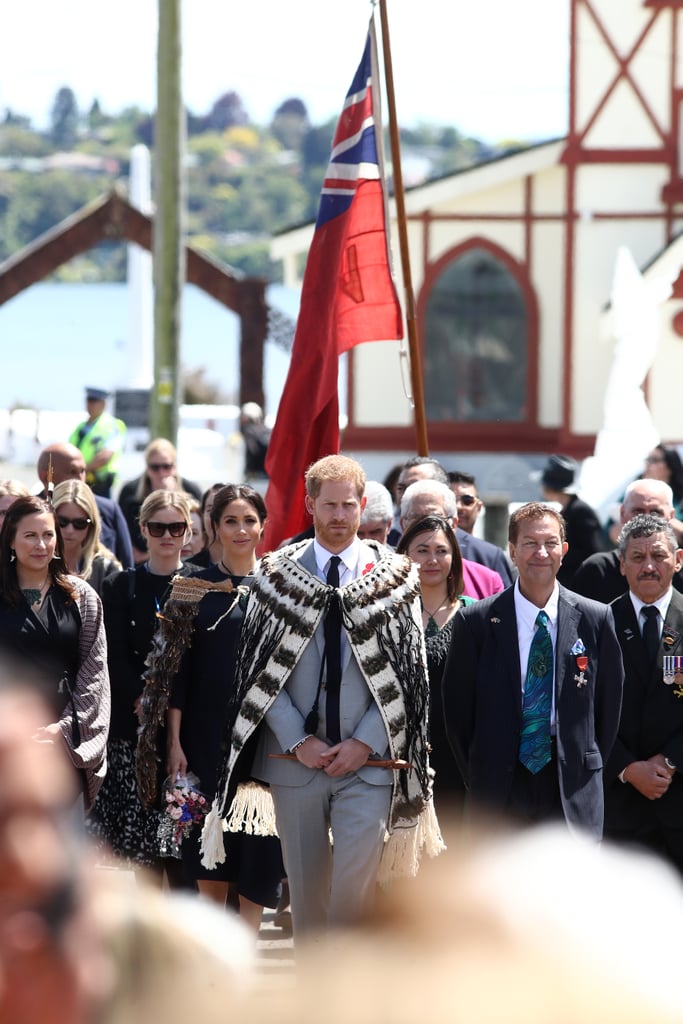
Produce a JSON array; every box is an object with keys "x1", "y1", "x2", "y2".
[
  {"x1": 324, "y1": 556, "x2": 342, "y2": 744},
  {"x1": 641, "y1": 605, "x2": 660, "y2": 665},
  {"x1": 519, "y1": 610, "x2": 553, "y2": 774}
]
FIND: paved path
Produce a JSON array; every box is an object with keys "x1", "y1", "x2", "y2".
[{"x1": 257, "y1": 908, "x2": 295, "y2": 985}]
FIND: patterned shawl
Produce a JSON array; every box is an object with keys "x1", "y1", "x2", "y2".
[{"x1": 202, "y1": 540, "x2": 445, "y2": 883}]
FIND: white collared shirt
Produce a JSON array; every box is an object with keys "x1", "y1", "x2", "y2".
[
  {"x1": 514, "y1": 580, "x2": 560, "y2": 725},
  {"x1": 629, "y1": 588, "x2": 673, "y2": 641},
  {"x1": 313, "y1": 536, "x2": 363, "y2": 585}
]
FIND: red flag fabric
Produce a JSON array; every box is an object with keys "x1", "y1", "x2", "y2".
[{"x1": 263, "y1": 23, "x2": 403, "y2": 550}]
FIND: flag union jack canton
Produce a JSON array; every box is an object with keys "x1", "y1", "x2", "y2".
[
  {"x1": 263, "y1": 22, "x2": 403, "y2": 550},
  {"x1": 317, "y1": 35, "x2": 385, "y2": 228}
]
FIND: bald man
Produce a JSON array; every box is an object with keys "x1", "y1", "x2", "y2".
[
  {"x1": 572, "y1": 479, "x2": 683, "y2": 604},
  {"x1": 37, "y1": 443, "x2": 133, "y2": 568}
]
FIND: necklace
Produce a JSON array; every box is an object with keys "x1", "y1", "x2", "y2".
[
  {"x1": 421, "y1": 597, "x2": 450, "y2": 638},
  {"x1": 22, "y1": 580, "x2": 49, "y2": 607},
  {"x1": 220, "y1": 560, "x2": 254, "y2": 577}
]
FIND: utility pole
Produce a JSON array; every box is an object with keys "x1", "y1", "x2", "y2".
[{"x1": 151, "y1": 0, "x2": 185, "y2": 442}]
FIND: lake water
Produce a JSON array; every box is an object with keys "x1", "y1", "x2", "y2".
[{"x1": 0, "y1": 281, "x2": 297, "y2": 415}]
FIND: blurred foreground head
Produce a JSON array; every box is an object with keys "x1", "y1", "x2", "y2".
[
  {"x1": 0, "y1": 664, "x2": 255, "y2": 1024},
  {"x1": 257, "y1": 818, "x2": 683, "y2": 1024}
]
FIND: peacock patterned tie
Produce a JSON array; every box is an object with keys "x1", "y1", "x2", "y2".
[{"x1": 519, "y1": 610, "x2": 553, "y2": 774}]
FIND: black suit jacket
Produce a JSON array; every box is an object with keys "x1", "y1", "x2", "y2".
[
  {"x1": 455, "y1": 528, "x2": 514, "y2": 587},
  {"x1": 557, "y1": 495, "x2": 606, "y2": 588},
  {"x1": 442, "y1": 585, "x2": 624, "y2": 840},
  {"x1": 605, "y1": 590, "x2": 683, "y2": 833},
  {"x1": 95, "y1": 495, "x2": 134, "y2": 569}
]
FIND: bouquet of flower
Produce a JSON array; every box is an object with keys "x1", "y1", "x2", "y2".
[{"x1": 157, "y1": 771, "x2": 208, "y2": 858}]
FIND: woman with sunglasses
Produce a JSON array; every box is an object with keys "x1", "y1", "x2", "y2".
[
  {"x1": 0, "y1": 495, "x2": 110, "y2": 810},
  {"x1": 138, "y1": 485, "x2": 284, "y2": 932},
  {"x1": 118, "y1": 438, "x2": 202, "y2": 564},
  {"x1": 52, "y1": 480, "x2": 121, "y2": 596},
  {"x1": 88, "y1": 490, "x2": 197, "y2": 877}
]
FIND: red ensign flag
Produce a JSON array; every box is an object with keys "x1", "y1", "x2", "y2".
[{"x1": 263, "y1": 23, "x2": 403, "y2": 549}]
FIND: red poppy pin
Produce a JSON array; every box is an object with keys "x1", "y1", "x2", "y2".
[{"x1": 362, "y1": 562, "x2": 374, "y2": 575}]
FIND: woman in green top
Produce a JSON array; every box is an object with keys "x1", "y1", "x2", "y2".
[{"x1": 397, "y1": 514, "x2": 475, "y2": 817}]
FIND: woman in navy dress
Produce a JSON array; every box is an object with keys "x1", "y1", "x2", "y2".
[{"x1": 163, "y1": 484, "x2": 283, "y2": 932}]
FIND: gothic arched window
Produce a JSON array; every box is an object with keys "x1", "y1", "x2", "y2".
[{"x1": 424, "y1": 246, "x2": 528, "y2": 423}]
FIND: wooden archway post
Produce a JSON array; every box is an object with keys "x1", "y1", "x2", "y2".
[{"x1": 151, "y1": 0, "x2": 185, "y2": 445}]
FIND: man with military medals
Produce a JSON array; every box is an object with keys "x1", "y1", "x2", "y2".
[{"x1": 605, "y1": 514, "x2": 683, "y2": 873}]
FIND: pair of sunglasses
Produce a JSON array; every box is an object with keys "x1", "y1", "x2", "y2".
[
  {"x1": 146, "y1": 521, "x2": 186, "y2": 538},
  {"x1": 57, "y1": 516, "x2": 91, "y2": 531},
  {"x1": 147, "y1": 462, "x2": 174, "y2": 472},
  {"x1": 456, "y1": 494, "x2": 478, "y2": 507}
]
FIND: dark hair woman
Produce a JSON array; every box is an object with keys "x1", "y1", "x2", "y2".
[
  {"x1": 187, "y1": 482, "x2": 228, "y2": 568},
  {"x1": 0, "y1": 495, "x2": 110, "y2": 809},
  {"x1": 138, "y1": 484, "x2": 283, "y2": 933},
  {"x1": 643, "y1": 444, "x2": 683, "y2": 517},
  {"x1": 397, "y1": 514, "x2": 475, "y2": 818}
]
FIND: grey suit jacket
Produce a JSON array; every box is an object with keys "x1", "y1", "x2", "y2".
[{"x1": 251, "y1": 539, "x2": 391, "y2": 788}]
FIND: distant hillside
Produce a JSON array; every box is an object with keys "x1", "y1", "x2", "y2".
[{"x1": 0, "y1": 87, "x2": 517, "y2": 281}]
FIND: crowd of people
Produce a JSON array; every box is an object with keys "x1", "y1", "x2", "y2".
[{"x1": 2, "y1": 423, "x2": 683, "y2": 1017}]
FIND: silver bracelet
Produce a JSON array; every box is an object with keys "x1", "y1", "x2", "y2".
[{"x1": 290, "y1": 735, "x2": 312, "y2": 754}]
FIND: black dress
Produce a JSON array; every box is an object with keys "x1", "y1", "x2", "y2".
[
  {"x1": 425, "y1": 612, "x2": 469, "y2": 818},
  {"x1": 0, "y1": 587, "x2": 80, "y2": 718},
  {"x1": 170, "y1": 565, "x2": 283, "y2": 906},
  {"x1": 87, "y1": 563, "x2": 195, "y2": 866},
  {"x1": 0, "y1": 580, "x2": 110, "y2": 807}
]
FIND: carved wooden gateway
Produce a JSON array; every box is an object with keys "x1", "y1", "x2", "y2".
[{"x1": 0, "y1": 188, "x2": 271, "y2": 410}]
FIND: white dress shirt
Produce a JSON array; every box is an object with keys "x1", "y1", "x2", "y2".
[
  {"x1": 629, "y1": 587, "x2": 673, "y2": 641},
  {"x1": 313, "y1": 536, "x2": 362, "y2": 585}
]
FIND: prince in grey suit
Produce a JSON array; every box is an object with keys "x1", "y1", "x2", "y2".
[{"x1": 202, "y1": 456, "x2": 441, "y2": 937}]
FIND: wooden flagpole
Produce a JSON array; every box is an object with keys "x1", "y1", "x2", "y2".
[{"x1": 377, "y1": 0, "x2": 429, "y2": 456}]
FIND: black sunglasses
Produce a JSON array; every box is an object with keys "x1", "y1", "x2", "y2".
[
  {"x1": 457, "y1": 494, "x2": 478, "y2": 506},
  {"x1": 148, "y1": 462, "x2": 174, "y2": 472},
  {"x1": 57, "y1": 515, "x2": 92, "y2": 531},
  {"x1": 146, "y1": 521, "x2": 186, "y2": 538}
]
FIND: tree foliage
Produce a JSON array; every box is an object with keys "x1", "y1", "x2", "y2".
[
  {"x1": 0, "y1": 84, "x2": 506, "y2": 281},
  {"x1": 271, "y1": 97, "x2": 310, "y2": 151},
  {"x1": 50, "y1": 86, "x2": 79, "y2": 148}
]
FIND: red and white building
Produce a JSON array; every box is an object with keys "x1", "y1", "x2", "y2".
[{"x1": 272, "y1": 0, "x2": 683, "y2": 503}]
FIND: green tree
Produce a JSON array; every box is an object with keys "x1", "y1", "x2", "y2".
[
  {"x1": 302, "y1": 119, "x2": 335, "y2": 171},
  {"x1": 271, "y1": 97, "x2": 309, "y2": 151},
  {"x1": 207, "y1": 91, "x2": 249, "y2": 131},
  {"x1": 0, "y1": 123, "x2": 51, "y2": 157},
  {"x1": 50, "y1": 86, "x2": 79, "y2": 148}
]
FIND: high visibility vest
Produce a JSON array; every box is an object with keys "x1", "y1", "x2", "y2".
[{"x1": 69, "y1": 412, "x2": 126, "y2": 485}]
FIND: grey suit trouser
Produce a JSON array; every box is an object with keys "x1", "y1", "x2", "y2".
[{"x1": 271, "y1": 770, "x2": 392, "y2": 936}]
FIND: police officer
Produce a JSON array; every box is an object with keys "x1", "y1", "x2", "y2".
[{"x1": 69, "y1": 387, "x2": 126, "y2": 498}]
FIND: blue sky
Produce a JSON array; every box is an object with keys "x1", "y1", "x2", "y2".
[{"x1": 1, "y1": 1, "x2": 569, "y2": 142}]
